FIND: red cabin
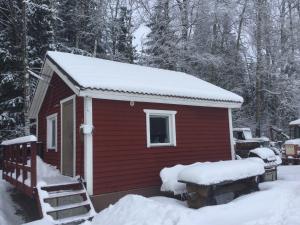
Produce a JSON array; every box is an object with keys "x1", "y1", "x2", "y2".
[{"x1": 27, "y1": 51, "x2": 243, "y2": 211}]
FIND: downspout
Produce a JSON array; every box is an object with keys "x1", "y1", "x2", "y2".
[
  {"x1": 228, "y1": 108, "x2": 235, "y2": 160},
  {"x1": 82, "y1": 97, "x2": 94, "y2": 195}
]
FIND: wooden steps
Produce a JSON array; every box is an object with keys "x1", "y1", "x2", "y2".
[
  {"x1": 37, "y1": 180, "x2": 96, "y2": 224},
  {"x1": 44, "y1": 190, "x2": 86, "y2": 200}
]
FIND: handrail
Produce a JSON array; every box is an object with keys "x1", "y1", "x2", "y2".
[{"x1": 2, "y1": 141, "x2": 39, "y2": 196}]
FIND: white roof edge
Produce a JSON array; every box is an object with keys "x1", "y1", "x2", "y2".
[{"x1": 79, "y1": 89, "x2": 242, "y2": 109}]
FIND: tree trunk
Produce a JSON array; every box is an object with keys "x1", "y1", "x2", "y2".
[
  {"x1": 280, "y1": 0, "x2": 286, "y2": 56},
  {"x1": 255, "y1": 0, "x2": 263, "y2": 137},
  {"x1": 288, "y1": 0, "x2": 295, "y2": 58},
  {"x1": 22, "y1": 1, "x2": 30, "y2": 135},
  {"x1": 236, "y1": 0, "x2": 248, "y2": 54}
]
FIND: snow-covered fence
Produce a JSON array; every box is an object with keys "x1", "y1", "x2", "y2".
[{"x1": 1, "y1": 135, "x2": 40, "y2": 196}]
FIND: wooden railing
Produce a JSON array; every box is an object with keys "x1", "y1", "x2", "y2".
[{"x1": 2, "y1": 141, "x2": 40, "y2": 197}]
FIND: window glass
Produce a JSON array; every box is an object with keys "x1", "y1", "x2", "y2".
[
  {"x1": 51, "y1": 119, "x2": 56, "y2": 147},
  {"x1": 295, "y1": 127, "x2": 300, "y2": 138},
  {"x1": 150, "y1": 116, "x2": 170, "y2": 144},
  {"x1": 47, "y1": 114, "x2": 57, "y2": 149}
]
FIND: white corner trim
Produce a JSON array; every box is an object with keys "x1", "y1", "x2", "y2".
[
  {"x1": 228, "y1": 108, "x2": 235, "y2": 160},
  {"x1": 60, "y1": 95, "x2": 76, "y2": 177},
  {"x1": 143, "y1": 109, "x2": 177, "y2": 148},
  {"x1": 83, "y1": 97, "x2": 93, "y2": 195},
  {"x1": 46, "y1": 113, "x2": 58, "y2": 151}
]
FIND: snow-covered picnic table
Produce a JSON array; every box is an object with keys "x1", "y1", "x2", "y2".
[
  {"x1": 160, "y1": 159, "x2": 265, "y2": 195},
  {"x1": 160, "y1": 159, "x2": 265, "y2": 208}
]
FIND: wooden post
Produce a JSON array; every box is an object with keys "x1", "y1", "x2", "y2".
[
  {"x1": 2, "y1": 145, "x2": 6, "y2": 179},
  {"x1": 31, "y1": 143, "x2": 37, "y2": 188}
]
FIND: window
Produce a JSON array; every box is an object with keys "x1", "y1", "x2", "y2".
[
  {"x1": 144, "y1": 109, "x2": 177, "y2": 147},
  {"x1": 47, "y1": 113, "x2": 57, "y2": 150}
]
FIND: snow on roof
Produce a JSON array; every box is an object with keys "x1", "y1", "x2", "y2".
[
  {"x1": 285, "y1": 138, "x2": 300, "y2": 146},
  {"x1": 46, "y1": 51, "x2": 243, "y2": 104},
  {"x1": 1, "y1": 135, "x2": 37, "y2": 146},
  {"x1": 178, "y1": 159, "x2": 265, "y2": 186},
  {"x1": 250, "y1": 148, "x2": 276, "y2": 161},
  {"x1": 290, "y1": 119, "x2": 300, "y2": 126}
]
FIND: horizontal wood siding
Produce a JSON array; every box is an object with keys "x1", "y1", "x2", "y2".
[
  {"x1": 92, "y1": 99, "x2": 231, "y2": 195},
  {"x1": 38, "y1": 73, "x2": 84, "y2": 176}
]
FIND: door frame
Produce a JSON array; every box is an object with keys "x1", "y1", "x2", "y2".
[{"x1": 60, "y1": 94, "x2": 76, "y2": 177}]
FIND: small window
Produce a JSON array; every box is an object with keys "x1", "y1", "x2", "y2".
[
  {"x1": 47, "y1": 113, "x2": 57, "y2": 150},
  {"x1": 144, "y1": 109, "x2": 177, "y2": 147}
]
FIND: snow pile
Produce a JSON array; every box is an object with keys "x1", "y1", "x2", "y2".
[
  {"x1": 82, "y1": 195, "x2": 185, "y2": 225},
  {"x1": 81, "y1": 166, "x2": 300, "y2": 225},
  {"x1": 35, "y1": 156, "x2": 76, "y2": 186},
  {"x1": 285, "y1": 139, "x2": 300, "y2": 145},
  {"x1": 36, "y1": 156, "x2": 61, "y2": 184},
  {"x1": 47, "y1": 51, "x2": 243, "y2": 104},
  {"x1": 23, "y1": 219, "x2": 52, "y2": 225},
  {"x1": 160, "y1": 163, "x2": 201, "y2": 195},
  {"x1": 275, "y1": 156, "x2": 282, "y2": 166},
  {"x1": 1, "y1": 135, "x2": 37, "y2": 145},
  {"x1": 21, "y1": 156, "x2": 76, "y2": 187},
  {"x1": 178, "y1": 159, "x2": 265, "y2": 185},
  {"x1": 250, "y1": 147, "x2": 277, "y2": 161}
]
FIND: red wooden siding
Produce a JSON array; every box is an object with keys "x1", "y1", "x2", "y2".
[
  {"x1": 38, "y1": 73, "x2": 84, "y2": 176},
  {"x1": 92, "y1": 99, "x2": 231, "y2": 195}
]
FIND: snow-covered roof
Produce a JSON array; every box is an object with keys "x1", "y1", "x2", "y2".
[
  {"x1": 1, "y1": 135, "x2": 37, "y2": 145},
  {"x1": 178, "y1": 159, "x2": 265, "y2": 186},
  {"x1": 29, "y1": 51, "x2": 244, "y2": 118},
  {"x1": 285, "y1": 138, "x2": 300, "y2": 145},
  {"x1": 290, "y1": 119, "x2": 300, "y2": 126},
  {"x1": 46, "y1": 51, "x2": 243, "y2": 104}
]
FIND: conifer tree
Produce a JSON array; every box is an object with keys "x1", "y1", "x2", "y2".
[{"x1": 143, "y1": 0, "x2": 178, "y2": 70}]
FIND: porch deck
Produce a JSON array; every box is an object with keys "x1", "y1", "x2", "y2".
[{"x1": 1, "y1": 136, "x2": 96, "y2": 224}]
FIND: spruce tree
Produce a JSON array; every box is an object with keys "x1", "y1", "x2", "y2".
[
  {"x1": 115, "y1": 6, "x2": 135, "y2": 63},
  {"x1": 143, "y1": 0, "x2": 178, "y2": 70}
]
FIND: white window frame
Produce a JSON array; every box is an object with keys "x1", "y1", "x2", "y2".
[
  {"x1": 46, "y1": 113, "x2": 58, "y2": 150},
  {"x1": 144, "y1": 109, "x2": 177, "y2": 148}
]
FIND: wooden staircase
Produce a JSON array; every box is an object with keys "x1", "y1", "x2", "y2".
[{"x1": 37, "y1": 180, "x2": 96, "y2": 224}]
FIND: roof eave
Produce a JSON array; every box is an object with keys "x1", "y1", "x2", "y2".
[{"x1": 79, "y1": 89, "x2": 243, "y2": 109}]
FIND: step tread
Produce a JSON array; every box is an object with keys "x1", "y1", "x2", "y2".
[
  {"x1": 46, "y1": 200, "x2": 90, "y2": 213},
  {"x1": 53, "y1": 212, "x2": 93, "y2": 225},
  {"x1": 41, "y1": 182, "x2": 82, "y2": 192},
  {"x1": 44, "y1": 189, "x2": 86, "y2": 199},
  {"x1": 41, "y1": 181, "x2": 80, "y2": 188}
]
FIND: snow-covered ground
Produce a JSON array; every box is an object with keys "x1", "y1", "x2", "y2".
[
  {"x1": 0, "y1": 171, "x2": 24, "y2": 225},
  {"x1": 83, "y1": 166, "x2": 300, "y2": 225},
  {"x1": 2, "y1": 166, "x2": 300, "y2": 225}
]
